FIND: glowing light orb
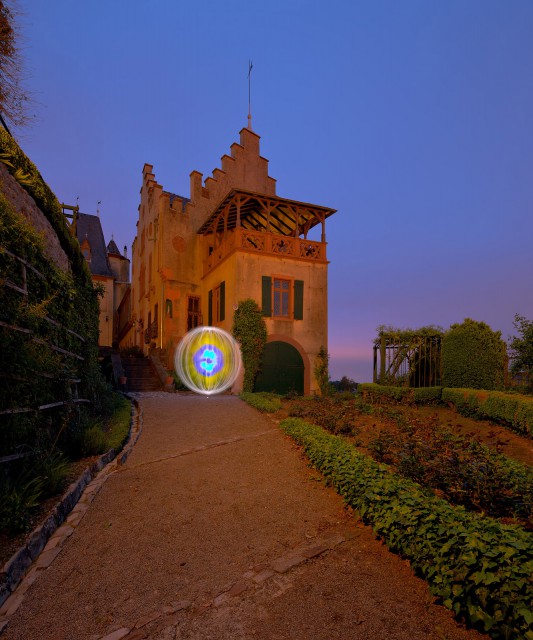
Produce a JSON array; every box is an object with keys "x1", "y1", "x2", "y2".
[{"x1": 174, "y1": 327, "x2": 242, "y2": 396}]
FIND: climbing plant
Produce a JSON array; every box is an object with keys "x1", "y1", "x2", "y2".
[
  {"x1": 232, "y1": 298, "x2": 267, "y2": 392},
  {"x1": 314, "y1": 346, "x2": 331, "y2": 396}
]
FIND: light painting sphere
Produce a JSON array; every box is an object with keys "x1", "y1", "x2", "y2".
[{"x1": 174, "y1": 326, "x2": 242, "y2": 396}]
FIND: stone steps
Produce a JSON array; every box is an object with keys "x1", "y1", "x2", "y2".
[{"x1": 121, "y1": 357, "x2": 163, "y2": 392}]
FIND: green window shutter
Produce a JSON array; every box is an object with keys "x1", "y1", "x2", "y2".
[
  {"x1": 294, "y1": 280, "x2": 304, "y2": 320},
  {"x1": 208, "y1": 289, "x2": 213, "y2": 326},
  {"x1": 219, "y1": 281, "x2": 225, "y2": 321},
  {"x1": 262, "y1": 276, "x2": 272, "y2": 317}
]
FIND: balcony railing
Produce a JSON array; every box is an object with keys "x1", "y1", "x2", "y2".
[{"x1": 204, "y1": 228, "x2": 327, "y2": 275}]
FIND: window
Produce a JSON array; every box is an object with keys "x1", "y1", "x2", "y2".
[
  {"x1": 187, "y1": 296, "x2": 201, "y2": 331},
  {"x1": 208, "y1": 281, "x2": 225, "y2": 325},
  {"x1": 262, "y1": 276, "x2": 304, "y2": 320},
  {"x1": 273, "y1": 278, "x2": 290, "y2": 317},
  {"x1": 166, "y1": 299, "x2": 173, "y2": 318}
]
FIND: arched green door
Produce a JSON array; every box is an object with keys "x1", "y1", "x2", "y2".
[{"x1": 254, "y1": 341, "x2": 304, "y2": 395}]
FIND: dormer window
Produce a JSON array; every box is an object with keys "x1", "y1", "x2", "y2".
[{"x1": 81, "y1": 237, "x2": 91, "y2": 263}]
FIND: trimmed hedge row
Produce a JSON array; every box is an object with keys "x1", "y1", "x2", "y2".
[
  {"x1": 359, "y1": 383, "x2": 443, "y2": 404},
  {"x1": 281, "y1": 417, "x2": 533, "y2": 640},
  {"x1": 442, "y1": 389, "x2": 533, "y2": 438},
  {"x1": 239, "y1": 392, "x2": 281, "y2": 413}
]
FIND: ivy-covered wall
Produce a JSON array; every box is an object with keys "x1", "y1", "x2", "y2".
[{"x1": 0, "y1": 129, "x2": 107, "y2": 457}]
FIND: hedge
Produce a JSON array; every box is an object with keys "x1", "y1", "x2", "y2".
[
  {"x1": 359, "y1": 383, "x2": 443, "y2": 405},
  {"x1": 442, "y1": 389, "x2": 533, "y2": 438},
  {"x1": 281, "y1": 418, "x2": 533, "y2": 640},
  {"x1": 240, "y1": 392, "x2": 281, "y2": 413}
]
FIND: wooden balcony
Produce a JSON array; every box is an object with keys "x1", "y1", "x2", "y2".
[{"x1": 203, "y1": 227, "x2": 327, "y2": 276}]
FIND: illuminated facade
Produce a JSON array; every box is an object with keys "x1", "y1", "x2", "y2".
[{"x1": 130, "y1": 126, "x2": 336, "y2": 394}]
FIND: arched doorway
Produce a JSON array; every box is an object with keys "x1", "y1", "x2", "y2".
[{"x1": 254, "y1": 341, "x2": 304, "y2": 395}]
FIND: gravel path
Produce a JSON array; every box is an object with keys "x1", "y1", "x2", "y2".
[{"x1": 1, "y1": 393, "x2": 485, "y2": 640}]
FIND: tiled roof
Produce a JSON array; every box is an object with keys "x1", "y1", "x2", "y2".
[
  {"x1": 106, "y1": 239, "x2": 121, "y2": 256},
  {"x1": 76, "y1": 213, "x2": 112, "y2": 277}
]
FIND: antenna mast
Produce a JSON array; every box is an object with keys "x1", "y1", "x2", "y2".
[{"x1": 247, "y1": 60, "x2": 253, "y2": 130}]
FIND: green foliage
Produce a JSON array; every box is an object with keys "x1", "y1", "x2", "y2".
[
  {"x1": 374, "y1": 324, "x2": 444, "y2": 346},
  {"x1": 0, "y1": 132, "x2": 109, "y2": 457},
  {"x1": 359, "y1": 383, "x2": 443, "y2": 405},
  {"x1": 331, "y1": 376, "x2": 358, "y2": 393},
  {"x1": 75, "y1": 394, "x2": 131, "y2": 456},
  {"x1": 314, "y1": 346, "x2": 331, "y2": 396},
  {"x1": 281, "y1": 417, "x2": 533, "y2": 640},
  {"x1": 240, "y1": 391, "x2": 282, "y2": 413},
  {"x1": 232, "y1": 299, "x2": 267, "y2": 393},
  {"x1": 35, "y1": 452, "x2": 70, "y2": 498},
  {"x1": 80, "y1": 424, "x2": 108, "y2": 456},
  {"x1": 0, "y1": 128, "x2": 93, "y2": 285},
  {"x1": 509, "y1": 314, "x2": 533, "y2": 390},
  {"x1": 104, "y1": 393, "x2": 132, "y2": 451},
  {"x1": 0, "y1": 471, "x2": 44, "y2": 534},
  {"x1": 443, "y1": 388, "x2": 533, "y2": 438},
  {"x1": 366, "y1": 412, "x2": 533, "y2": 525},
  {"x1": 442, "y1": 319, "x2": 507, "y2": 390}
]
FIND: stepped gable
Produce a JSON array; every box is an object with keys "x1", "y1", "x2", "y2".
[
  {"x1": 76, "y1": 213, "x2": 112, "y2": 277},
  {"x1": 186, "y1": 127, "x2": 278, "y2": 230}
]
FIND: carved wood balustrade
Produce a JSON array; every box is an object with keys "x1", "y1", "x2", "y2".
[{"x1": 203, "y1": 227, "x2": 327, "y2": 275}]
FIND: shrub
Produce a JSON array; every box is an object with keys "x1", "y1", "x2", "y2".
[
  {"x1": 80, "y1": 424, "x2": 108, "y2": 456},
  {"x1": 104, "y1": 394, "x2": 132, "y2": 451},
  {"x1": 442, "y1": 319, "x2": 507, "y2": 390},
  {"x1": 443, "y1": 388, "x2": 533, "y2": 438},
  {"x1": 240, "y1": 392, "x2": 281, "y2": 413},
  {"x1": 35, "y1": 452, "x2": 70, "y2": 497},
  {"x1": 359, "y1": 383, "x2": 442, "y2": 405},
  {"x1": 0, "y1": 473, "x2": 45, "y2": 534},
  {"x1": 281, "y1": 417, "x2": 533, "y2": 639}
]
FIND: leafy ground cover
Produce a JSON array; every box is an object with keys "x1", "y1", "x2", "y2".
[
  {"x1": 283, "y1": 395, "x2": 532, "y2": 529},
  {"x1": 280, "y1": 417, "x2": 533, "y2": 640},
  {"x1": 238, "y1": 391, "x2": 533, "y2": 638}
]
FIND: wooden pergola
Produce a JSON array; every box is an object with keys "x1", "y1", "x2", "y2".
[{"x1": 197, "y1": 189, "x2": 336, "y2": 241}]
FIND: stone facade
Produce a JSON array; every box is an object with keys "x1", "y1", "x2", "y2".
[
  {"x1": 0, "y1": 163, "x2": 69, "y2": 272},
  {"x1": 130, "y1": 126, "x2": 335, "y2": 394}
]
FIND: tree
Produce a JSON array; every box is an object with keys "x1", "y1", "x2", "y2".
[
  {"x1": 232, "y1": 299, "x2": 267, "y2": 392},
  {"x1": 442, "y1": 318, "x2": 507, "y2": 390},
  {"x1": 509, "y1": 314, "x2": 533, "y2": 389},
  {"x1": 0, "y1": 1, "x2": 30, "y2": 130}
]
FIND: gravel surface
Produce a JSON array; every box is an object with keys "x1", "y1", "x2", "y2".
[{"x1": 2, "y1": 393, "x2": 486, "y2": 640}]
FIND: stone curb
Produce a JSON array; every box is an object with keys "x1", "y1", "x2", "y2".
[
  {"x1": 96, "y1": 531, "x2": 347, "y2": 640},
  {"x1": 0, "y1": 395, "x2": 143, "y2": 634}
]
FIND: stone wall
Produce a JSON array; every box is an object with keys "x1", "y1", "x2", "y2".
[{"x1": 0, "y1": 163, "x2": 69, "y2": 272}]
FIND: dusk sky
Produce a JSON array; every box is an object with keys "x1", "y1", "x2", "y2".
[{"x1": 15, "y1": 0, "x2": 533, "y2": 382}]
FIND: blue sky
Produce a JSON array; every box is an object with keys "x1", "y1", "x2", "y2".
[{"x1": 15, "y1": 0, "x2": 533, "y2": 381}]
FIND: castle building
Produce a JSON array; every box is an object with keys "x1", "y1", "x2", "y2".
[
  {"x1": 75, "y1": 213, "x2": 130, "y2": 348},
  {"x1": 130, "y1": 126, "x2": 336, "y2": 394}
]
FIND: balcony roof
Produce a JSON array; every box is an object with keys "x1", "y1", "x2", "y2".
[{"x1": 196, "y1": 189, "x2": 336, "y2": 237}]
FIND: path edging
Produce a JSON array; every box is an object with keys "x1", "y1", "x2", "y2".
[{"x1": 0, "y1": 395, "x2": 142, "y2": 615}]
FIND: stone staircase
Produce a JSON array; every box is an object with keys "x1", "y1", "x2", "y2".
[{"x1": 121, "y1": 356, "x2": 163, "y2": 392}]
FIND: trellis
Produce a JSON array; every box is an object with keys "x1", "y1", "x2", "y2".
[
  {"x1": 373, "y1": 332, "x2": 442, "y2": 387},
  {"x1": 0, "y1": 246, "x2": 90, "y2": 462}
]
